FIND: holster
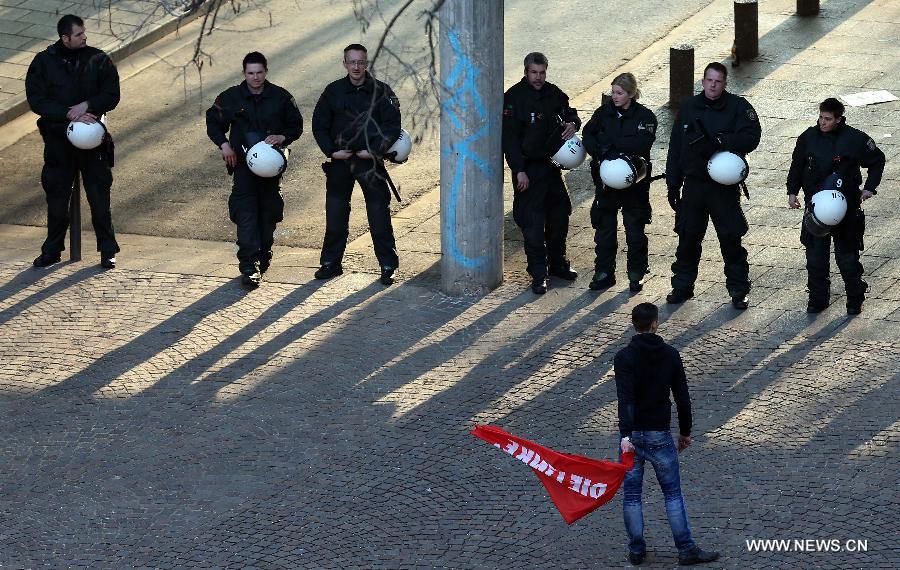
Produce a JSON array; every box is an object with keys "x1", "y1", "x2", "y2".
[
  {"x1": 853, "y1": 209, "x2": 865, "y2": 251},
  {"x1": 103, "y1": 132, "x2": 115, "y2": 168},
  {"x1": 589, "y1": 158, "x2": 601, "y2": 187}
]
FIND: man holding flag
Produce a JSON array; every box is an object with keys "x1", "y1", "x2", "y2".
[{"x1": 615, "y1": 302, "x2": 719, "y2": 566}]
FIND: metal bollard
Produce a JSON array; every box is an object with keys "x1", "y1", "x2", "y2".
[
  {"x1": 669, "y1": 44, "x2": 694, "y2": 108},
  {"x1": 796, "y1": 0, "x2": 819, "y2": 16},
  {"x1": 69, "y1": 172, "x2": 81, "y2": 261},
  {"x1": 734, "y1": 0, "x2": 759, "y2": 61}
]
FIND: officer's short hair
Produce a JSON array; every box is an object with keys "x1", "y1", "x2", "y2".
[
  {"x1": 242, "y1": 51, "x2": 267, "y2": 71},
  {"x1": 631, "y1": 302, "x2": 658, "y2": 333},
  {"x1": 344, "y1": 44, "x2": 368, "y2": 58},
  {"x1": 819, "y1": 97, "x2": 845, "y2": 119},
  {"x1": 703, "y1": 61, "x2": 728, "y2": 81},
  {"x1": 57, "y1": 14, "x2": 84, "y2": 38},
  {"x1": 524, "y1": 52, "x2": 548, "y2": 69}
]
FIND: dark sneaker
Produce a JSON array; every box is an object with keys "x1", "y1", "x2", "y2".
[
  {"x1": 847, "y1": 300, "x2": 863, "y2": 316},
  {"x1": 731, "y1": 295, "x2": 749, "y2": 310},
  {"x1": 380, "y1": 266, "x2": 396, "y2": 286},
  {"x1": 678, "y1": 547, "x2": 719, "y2": 565},
  {"x1": 100, "y1": 253, "x2": 116, "y2": 269},
  {"x1": 33, "y1": 252, "x2": 62, "y2": 268},
  {"x1": 628, "y1": 551, "x2": 646, "y2": 565},
  {"x1": 549, "y1": 264, "x2": 578, "y2": 281},
  {"x1": 588, "y1": 271, "x2": 615, "y2": 290},
  {"x1": 314, "y1": 263, "x2": 343, "y2": 280},
  {"x1": 258, "y1": 257, "x2": 271, "y2": 274},
  {"x1": 666, "y1": 289, "x2": 694, "y2": 304},
  {"x1": 531, "y1": 276, "x2": 548, "y2": 295},
  {"x1": 629, "y1": 279, "x2": 644, "y2": 293},
  {"x1": 241, "y1": 271, "x2": 261, "y2": 289},
  {"x1": 807, "y1": 299, "x2": 829, "y2": 313}
]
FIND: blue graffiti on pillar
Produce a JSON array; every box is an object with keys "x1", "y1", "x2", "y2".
[{"x1": 442, "y1": 29, "x2": 496, "y2": 270}]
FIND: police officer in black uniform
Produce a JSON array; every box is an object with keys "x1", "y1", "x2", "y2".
[
  {"x1": 312, "y1": 44, "x2": 402, "y2": 286},
  {"x1": 503, "y1": 52, "x2": 581, "y2": 295},
  {"x1": 786, "y1": 98, "x2": 885, "y2": 315},
  {"x1": 583, "y1": 72, "x2": 658, "y2": 293},
  {"x1": 665, "y1": 62, "x2": 761, "y2": 309},
  {"x1": 26, "y1": 14, "x2": 120, "y2": 269},
  {"x1": 206, "y1": 51, "x2": 303, "y2": 288}
]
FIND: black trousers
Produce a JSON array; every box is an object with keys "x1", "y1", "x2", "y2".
[
  {"x1": 591, "y1": 185, "x2": 651, "y2": 280},
  {"x1": 512, "y1": 164, "x2": 572, "y2": 278},
  {"x1": 671, "y1": 178, "x2": 749, "y2": 297},
  {"x1": 802, "y1": 223, "x2": 866, "y2": 305},
  {"x1": 229, "y1": 165, "x2": 284, "y2": 273},
  {"x1": 320, "y1": 158, "x2": 398, "y2": 268},
  {"x1": 40, "y1": 133, "x2": 118, "y2": 256}
]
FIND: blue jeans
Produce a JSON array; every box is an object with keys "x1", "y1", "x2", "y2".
[{"x1": 623, "y1": 431, "x2": 697, "y2": 555}]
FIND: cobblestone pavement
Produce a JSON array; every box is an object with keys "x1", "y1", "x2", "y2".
[
  {"x1": 0, "y1": 260, "x2": 897, "y2": 568},
  {"x1": 1, "y1": 0, "x2": 899, "y2": 568}
]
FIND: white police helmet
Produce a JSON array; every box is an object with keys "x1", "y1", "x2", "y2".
[
  {"x1": 551, "y1": 135, "x2": 586, "y2": 170},
  {"x1": 387, "y1": 129, "x2": 412, "y2": 163},
  {"x1": 599, "y1": 155, "x2": 649, "y2": 190},
  {"x1": 707, "y1": 151, "x2": 749, "y2": 185},
  {"x1": 246, "y1": 142, "x2": 287, "y2": 178},
  {"x1": 66, "y1": 118, "x2": 106, "y2": 150},
  {"x1": 811, "y1": 189, "x2": 847, "y2": 224}
]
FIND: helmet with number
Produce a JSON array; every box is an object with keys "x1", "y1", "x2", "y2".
[
  {"x1": 804, "y1": 189, "x2": 848, "y2": 238},
  {"x1": 598, "y1": 154, "x2": 649, "y2": 190},
  {"x1": 551, "y1": 135, "x2": 586, "y2": 169},
  {"x1": 387, "y1": 129, "x2": 412, "y2": 163},
  {"x1": 707, "y1": 151, "x2": 749, "y2": 185},
  {"x1": 66, "y1": 119, "x2": 106, "y2": 150},
  {"x1": 246, "y1": 142, "x2": 287, "y2": 177}
]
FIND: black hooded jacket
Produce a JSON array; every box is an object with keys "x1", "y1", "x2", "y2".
[
  {"x1": 206, "y1": 80, "x2": 304, "y2": 158},
  {"x1": 614, "y1": 333, "x2": 692, "y2": 438},
  {"x1": 25, "y1": 40, "x2": 120, "y2": 135},
  {"x1": 666, "y1": 91, "x2": 761, "y2": 191},
  {"x1": 786, "y1": 120, "x2": 885, "y2": 209},
  {"x1": 311, "y1": 73, "x2": 401, "y2": 158},
  {"x1": 502, "y1": 77, "x2": 581, "y2": 175}
]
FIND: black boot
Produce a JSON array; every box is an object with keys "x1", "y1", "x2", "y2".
[
  {"x1": 678, "y1": 547, "x2": 719, "y2": 565},
  {"x1": 588, "y1": 271, "x2": 615, "y2": 290}
]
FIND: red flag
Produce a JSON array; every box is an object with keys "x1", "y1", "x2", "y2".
[{"x1": 471, "y1": 424, "x2": 635, "y2": 524}]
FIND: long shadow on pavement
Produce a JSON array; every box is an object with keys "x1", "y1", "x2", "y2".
[
  {"x1": 0, "y1": 265, "x2": 101, "y2": 327},
  {"x1": 32, "y1": 279, "x2": 245, "y2": 399}
]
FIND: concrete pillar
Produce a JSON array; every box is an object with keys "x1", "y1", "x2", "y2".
[
  {"x1": 669, "y1": 44, "x2": 694, "y2": 108},
  {"x1": 439, "y1": 0, "x2": 504, "y2": 295},
  {"x1": 69, "y1": 174, "x2": 81, "y2": 261},
  {"x1": 796, "y1": 0, "x2": 819, "y2": 16},
  {"x1": 734, "y1": 0, "x2": 759, "y2": 60}
]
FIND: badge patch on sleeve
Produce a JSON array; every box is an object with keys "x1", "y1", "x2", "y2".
[
  {"x1": 503, "y1": 103, "x2": 514, "y2": 117},
  {"x1": 638, "y1": 122, "x2": 656, "y2": 135},
  {"x1": 747, "y1": 108, "x2": 757, "y2": 121},
  {"x1": 866, "y1": 138, "x2": 876, "y2": 151},
  {"x1": 389, "y1": 96, "x2": 400, "y2": 109}
]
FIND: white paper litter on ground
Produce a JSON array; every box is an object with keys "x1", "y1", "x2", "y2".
[{"x1": 841, "y1": 90, "x2": 898, "y2": 107}]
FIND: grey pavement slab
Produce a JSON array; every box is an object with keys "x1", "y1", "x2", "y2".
[{"x1": 0, "y1": 0, "x2": 201, "y2": 125}]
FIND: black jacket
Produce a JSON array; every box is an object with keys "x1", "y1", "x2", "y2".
[
  {"x1": 311, "y1": 73, "x2": 401, "y2": 158},
  {"x1": 502, "y1": 78, "x2": 581, "y2": 175},
  {"x1": 582, "y1": 99, "x2": 657, "y2": 190},
  {"x1": 614, "y1": 333, "x2": 692, "y2": 438},
  {"x1": 25, "y1": 41, "x2": 120, "y2": 135},
  {"x1": 666, "y1": 91, "x2": 761, "y2": 191},
  {"x1": 786, "y1": 121, "x2": 885, "y2": 208},
  {"x1": 206, "y1": 80, "x2": 303, "y2": 157}
]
